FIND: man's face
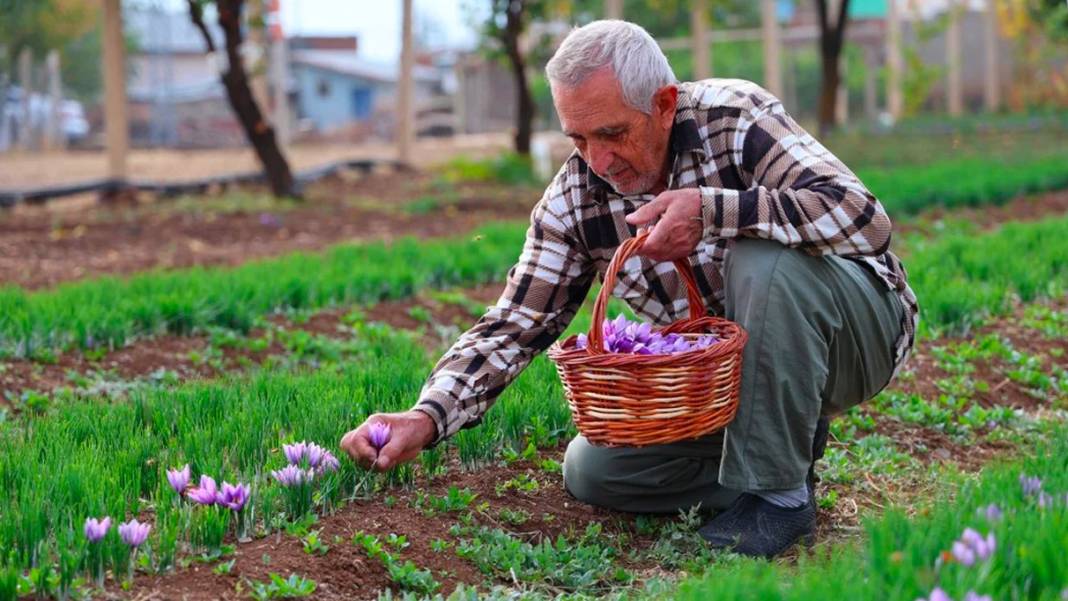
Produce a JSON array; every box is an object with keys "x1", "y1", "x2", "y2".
[{"x1": 552, "y1": 68, "x2": 677, "y2": 195}]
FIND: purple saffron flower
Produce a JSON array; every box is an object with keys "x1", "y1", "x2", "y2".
[
  {"x1": 964, "y1": 592, "x2": 991, "y2": 601},
  {"x1": 305, "y1": 443, "x2": 326, "y2": 468},
  {"x1": 318, "y1": 451, "x2": 340, "y2": 474},
  {"x1": 1038, "y1": 491, "x2": 1054, "y2": 509},
  {"x1": 272, "y1": 464, "x2": 307, "y2": 487},
  {"x1": 215, "y1": 481, "x2": 249, "y2": 512},
  {"x1": 978, "y1": 503, "x2": 1002, "y2": 522},
  {"x1": 117, "y1": 519, "x2": 151, "y2": 547},
  {"x1": 259, "y1": 212, "x2": 282, "y2": 228},
  {"x1": 952, "y1": 528, "x2": 995, "y2": 566},
  {"x1": 1020, "y1": 473, "x2": 1042, "y2": 496},
  {"x1": 368, "y1": 421, "x2": 392, "y2": 450},
  {"x1": 83, "y1": 516, "x2": 111, "y2": 543},
  {"x1": 167, "y1": 464, "x2": 191, "y2": 495},
  {"x1": 920, "y1": 587, "x2": 952, "y2": 601},
  {"x1": 283, "y1": 441, "x2": 307, "y2": 465},
  {"x1": 187, "y1": 475, "x2": 219, "y2": 505}
]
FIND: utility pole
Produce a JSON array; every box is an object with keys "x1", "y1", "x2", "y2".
[
  {"x1": 102, "y1": 0, "x2": 130, "y2": 183},
  {"x1": 761, "y1": 0, "x2": 783, "y2": 99},
  {"x1": 397, "y1": 0, "x2": 415, "y2": 166},
  {"x1": 691, "y1": 1, "x2": 710, "y2": 80}
]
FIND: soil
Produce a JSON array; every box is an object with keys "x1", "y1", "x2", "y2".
[
  {"x1": 108, "y1": 453, "x2": 656, "y2": 601},
  {"x1": 0, "y1": 169, "x2": 539, "y2": 290}
]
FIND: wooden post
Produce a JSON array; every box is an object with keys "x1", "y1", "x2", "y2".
[
  {"x1": 18, "y1": 47, "x2": 32, "y2": 150},
  {"x1": 983, "y1": 0, "x2": 1000, "y2": 112},
  {"x1": 886, "y1": 0, "x2": 903, "y2": 119},
  {"x1": 761, "y1": 0, "x2": 782, "y2": 98},
  {"x1": 102, "y1": 0, "x2": 129, "y2": 181},
  {"x1": 946, "y1": 2, "x2": 963, "y2": 116},
  {"x1": 691, "y1": 1, "x2": 710, "y2": 80},
  {"x1": 604, "y1": 0, "x2": 623, "y2": 20},
  {"x1": 863, "y1": 45, "x2": 877, "y2": 119},
  {"x1": 397, "y1": 0, "x2": 415, "y2": 166},
  {"x1": 836, "y1": 56, "x2": 848, "y2": 125},
  {"x1": 267, "y1": 0, "x2": 290, "y2": 145},
  {"x1": 47, "y1": 49, "x2": 64, "y2": 150}
]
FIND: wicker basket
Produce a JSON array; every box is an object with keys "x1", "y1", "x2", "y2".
[{"x1": 547, "y1": 232, "x2": 747, "y2": 447}]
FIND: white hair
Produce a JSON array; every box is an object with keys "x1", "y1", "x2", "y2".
[{"x1": 545, "y1": 20, "x2": 677, "y2": 114}]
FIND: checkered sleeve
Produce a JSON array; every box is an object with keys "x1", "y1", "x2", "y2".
[
  {"x1": 699, "y1": 99, "x2": 892, "y2": 256},
  {"x1": 412, "y1": 178, "x2": 594, "y2": 444}
]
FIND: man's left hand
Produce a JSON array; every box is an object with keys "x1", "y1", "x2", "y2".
[{"x1": 624, "y1": 188, "x2": 703, "y2": 262}]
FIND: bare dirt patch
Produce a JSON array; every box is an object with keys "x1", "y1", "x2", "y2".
[{"x1": 0, "y1": 170, "x2": 537, "y2": 290}]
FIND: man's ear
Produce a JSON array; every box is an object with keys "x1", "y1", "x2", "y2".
[{"x1": 653, "y1": 84, "x2": 678, "y2": 130}]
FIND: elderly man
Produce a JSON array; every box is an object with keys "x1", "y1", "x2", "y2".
[{"x1": 342, "y1": 20, "x2": 918, "y2": 558}]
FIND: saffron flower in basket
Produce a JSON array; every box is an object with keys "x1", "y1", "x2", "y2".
[{"x1": 574, "y1": 314, "x2": 719, "y2": 354}]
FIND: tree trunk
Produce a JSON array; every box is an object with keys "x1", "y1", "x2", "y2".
[
  {"x1": 501, "y1": 0, "x2": 533, "y2": 155},
  {"x1": 189, "y1": 0, "x2": 296, "y2": 198},
  {"x1": 815, "y1": 0, "x2": 851, "y2": 136}
]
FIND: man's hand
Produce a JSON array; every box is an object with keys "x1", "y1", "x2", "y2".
[
  {"x1": 624, "y1": 188, "x2": 703, "y2": 262},
  {"x1": 339, "y1": 410, "x2": 436, "y2": 471}
]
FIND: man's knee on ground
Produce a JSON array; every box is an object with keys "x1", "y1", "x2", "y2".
[{"x1": 563, "y1": 436, "x2": 627, "y2": 510}]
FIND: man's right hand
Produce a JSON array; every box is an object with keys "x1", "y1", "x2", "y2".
[{"x1": 339, "y1": 410, "x2": 437, "y2": 471}]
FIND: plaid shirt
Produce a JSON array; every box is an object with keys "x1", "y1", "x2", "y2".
[{"x1": 414, "y1": 78, "x2": 919, "y2": 444}]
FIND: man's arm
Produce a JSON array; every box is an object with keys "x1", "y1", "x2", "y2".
[
  {"x1": 411, "y1": 186, "x2": 594, "y2": 446},
  {"x1": 699, "y1": 99, "x2": 892, "y2": 257}
]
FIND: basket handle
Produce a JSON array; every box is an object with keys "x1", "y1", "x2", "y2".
[{"x1": 587, "y1": 231, "x2": 709, "y2": 354}]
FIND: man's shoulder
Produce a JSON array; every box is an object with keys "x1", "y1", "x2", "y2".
[{"x1": 680, "y1": 78, "x2": 781, "y2": 115}]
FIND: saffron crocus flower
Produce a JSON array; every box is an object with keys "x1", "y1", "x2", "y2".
[
  {"x1": 964, "y1": 592, "x2": 992, "y2": 601},
  {"x1": 318, "y1": 451, "x2": 340, "y2": 474},
  {"x1": 216, "y1": 482, "x2": 250, "y2": 511},
  {"x1": 118, "y1": 519, "x2": 151, "y2": 547},
  {"x1": 918, "y1": 587, "x2": 952, "y2": 601},
  {"x1": 1020, "y1": 473, "x2": 1042, "y2": 496},
  {"x1": 573, "y1": 315, "x2": 719, "y2": 354},
  {"x1": 272, "y1": 464, "x2": 307, "y2": 487},
  {"x1": 368, "y1": 421, "x2": 392, "y2": 450},
  {"x1": 167, "y1": 464, "x2": 191, "y2": 495},
  {"x1": 1038, "y1": 491, "x2": 1054, "y2": 509},
  {"x1": 83, "y1": 516, "x2": 111, "y2": 542},
  {"x1": 952, "y1": 528, "x2": 995, "y2": 566},
  {"x1": 305, "y1": 443, "x2": 326, "y2": 468},
  {"x1": 978, "y1": 503, "x2": 1002, "y2": 522},
  {"x1": 283, "y1": 441, "x2": 307, "y2": 465},
  {"x1": 187, "y1": 475, "x2": 219, "y2": 505}
]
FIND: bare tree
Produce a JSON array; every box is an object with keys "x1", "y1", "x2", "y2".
[
  {"x1": 188, "y1": 0, "x2": 295, "y2": 197},
  {"x1": 488, "y1": 0, "x2": 534, "y2": 155},
  {"x1": 814, "y1": 0, "x2": 851, "y2": 135}
]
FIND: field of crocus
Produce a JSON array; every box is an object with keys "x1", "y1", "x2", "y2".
[{"x1": 1, "y1": 120, "x2": 1067, "y2": 600}]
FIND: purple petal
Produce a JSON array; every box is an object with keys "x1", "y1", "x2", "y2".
[
  {"x1": 369, "y1": 421, "x2": 392, "y2": 450},
  {"x1": 167, "y1": 464, "x2": 191, "y2": 495},
  {"x1": 283, "y1": 442, "x2": 307, "y2": 465}
]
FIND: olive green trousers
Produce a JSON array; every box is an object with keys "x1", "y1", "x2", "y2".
[{"x1": 563, "y1": 238, "x2": 904, "y2": 513}]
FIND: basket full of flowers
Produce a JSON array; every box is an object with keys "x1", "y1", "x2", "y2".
[{"x1": 547, "y1": 232, "x2": 747, "y2": 447}]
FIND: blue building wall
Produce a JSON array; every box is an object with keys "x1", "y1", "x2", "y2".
[{"x1": 293, "y1": 65, "x2": 383, "y2": 131}]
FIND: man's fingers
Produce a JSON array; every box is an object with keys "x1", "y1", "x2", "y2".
[
  {"x1": 625, "y1": 197, "x2": 666, "y2": 225},
  {"x1": 340, "y1": 427, "x2": 377, "y2": 468}
]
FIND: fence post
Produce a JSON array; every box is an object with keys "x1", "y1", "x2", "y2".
[
  {"x1": 691, "y1": 1, "x2": 711, "y2": 80},
  {"x1": 102, "y1": 0, "x2": 130, "y2": 183},
  {"x1": 983, "y1": 0, "x2": 1000, "y2": 112},
  {"x1": 885, "y1": 0, "x2": 903, "y2": 120},
  {"x1": 761, "y1": 0, "x2": 782, "y2": 99},
  {"x1": 18, "y1": 47, "x2": 32, "y2": 150},
  {"x1": 397, "y1": 0, "x2": 415, "y2": 166},
  {"x1": 946, "y1": 2, "x2": 963, "y2": 116},
  {"x1": 604, "y1": 0, "x2": 623, "y2": 20},
  {"x1": 46, "y1": 50, "x2": 64, "y2": 150}
]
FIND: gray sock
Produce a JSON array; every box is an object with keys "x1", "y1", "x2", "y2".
[{"x1": 754, "y1": 485, "x2": 809, "y2": 509}]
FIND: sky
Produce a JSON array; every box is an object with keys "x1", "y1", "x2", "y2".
[{"x1": 279, "y1": 0, "x2": 483, "y2": 62}]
